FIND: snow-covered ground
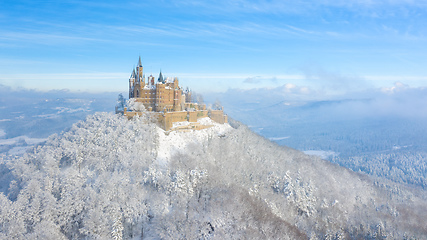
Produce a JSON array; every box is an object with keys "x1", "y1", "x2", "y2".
[
  {"x1": 156, "y1": 117, "x2": 232, "y2": 165},
  {"x1": 171, "y1": 120, "x2": 191, "y2": 128}
]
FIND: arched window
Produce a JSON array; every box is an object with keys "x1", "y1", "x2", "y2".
[{"x1": 136, "y1": 89, "x2": 140, "y2": 97}]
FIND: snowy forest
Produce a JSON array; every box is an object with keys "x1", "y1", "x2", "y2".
[{"x1": 1, "y1": 112, "x2": 427, "y2": 239}]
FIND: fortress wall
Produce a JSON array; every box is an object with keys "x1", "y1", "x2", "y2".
[
  {"x1": 164, "y1": 111, "x2": 188, "y2": 130},
  {"x1": 209, "y1": 110, "x2": 227, "y2": 124},
  {"x1": 124, "y1": 108, "x2": 162, "y2": 122},
  {"x1": 124, "y1": 108, "x2": 139, "y2": 119},
  {"x1": 184, "y1": 103, "x2": 195, "y2": 110},
  {"x1": 154, "y1": 113, "x2": 167, "y2": 130},
  {"x1": 196, "y1": 110, "x2": 208, "y2": 119},
  {"x1": 125, "y1": 108, "x2": 227, "y2": 131},
  {"x1": 188, "y1": 111, "x2": 197, "y2": 122}
]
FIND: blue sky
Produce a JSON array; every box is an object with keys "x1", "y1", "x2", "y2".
[{"x1": 1, "y1": 0, "x2": 427, "y2": 95}]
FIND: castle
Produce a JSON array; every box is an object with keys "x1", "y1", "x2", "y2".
[{"x1": 123, "y1": 57, "x2": 227, "y2": 131}]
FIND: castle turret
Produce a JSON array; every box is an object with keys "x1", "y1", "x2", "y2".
[
  {"x1": 158, "y1": 70, "x2": 164, "y2": 83},
  {"x1": 136, "y1": 56, "x2": 144, "y2": 87},
  {"x1": 185, "y1": 87, "x2": 192, "y2": 103},
  {"x1": 149, "y1": 75, "x2": 155, "y2": 86},
  {"x1": 129, "y1": 69, "x2": 136, "y2": 98},
  {"x1": 173, "y1": 77, "x2": 179, "y2": 89}
]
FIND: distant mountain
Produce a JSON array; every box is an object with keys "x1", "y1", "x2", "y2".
[{"x1": 1, "y1": 113, "x2": 426, "y2": 239}]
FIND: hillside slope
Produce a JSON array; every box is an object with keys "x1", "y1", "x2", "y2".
[{"x1": 0, "y1": 113, "x2": 426, "y2": 239}]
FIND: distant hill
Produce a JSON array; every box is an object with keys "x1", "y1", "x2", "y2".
[{"x1": 1, "y1": 112, "x2": 426, "y2": 239}]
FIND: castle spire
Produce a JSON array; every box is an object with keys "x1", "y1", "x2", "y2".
[
  {"x1": 158, "y1": 70, "x2": 164, "y2": 83},
  {"x1": 131, "y1": 68, "x2": 136, "y2": 78},
  {"x1": 138, "y1": 56, "x2": 142, "y2": 67}
]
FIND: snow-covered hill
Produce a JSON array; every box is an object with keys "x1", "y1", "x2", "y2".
[
  {"x1": 156, "y1": 117, "x2": 232, "y2": 164},
  {"x1": 0, "y1": 113, "x2": 426, "y2": 239}
]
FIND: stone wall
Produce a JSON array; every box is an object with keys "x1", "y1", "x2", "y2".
[
  {"x1": 197, "y1": 110, "x2": 208, "y2": 119},
  {"x1": 188, "y1": 111, "x2": 197, "y2": 123},
  {"x1": 163, "y1": 111, "x2": 188, "y2": 130},
  {"x1": 125, "y1": 108, "x2": 227, "y2": 131},
  {"x1": 209, "y1": 110, "x2": 227, "y2": 124}
]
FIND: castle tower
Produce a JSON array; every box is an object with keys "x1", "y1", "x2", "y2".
[
  {"x1": 148, "y1": 75, "x2": 155, "y2": 86},
  {"x1": 155, "y1": 82, "x2": 164, "y2": 112},
  {"x1": 173, "y1": 77, "x2": 179, "y2": 89},
  {"x1": 185, "y1": 87, "x2": 192, "y2": 103},
  {"x1": 173, "y1": 77, "x2": 181, "y2": 111},
  {"x1": 133, "y1": 68, "x2": 141, "y2": 98},
  {"x1": 158, "y1": 70, "x2": 164, "y2": 83},
  {"x1": 136, "y1": 56, "x2": 145, "y2": 88},
  {"x1": 129, "y1": 68, "x2": 136, "y2": 98}
]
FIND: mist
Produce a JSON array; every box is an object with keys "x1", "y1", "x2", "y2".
[{"x1": 207, "y1": 81, "x2": 427, "y2": 121}]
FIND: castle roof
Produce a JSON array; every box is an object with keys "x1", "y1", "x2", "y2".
[
  {"x1": 158, "y1": 70, "x2": 164, "y2": 83},
  {"x1": 130, "y1": 68, "x2": 135, "y2": 79},
  {"x1": 138, "y1": 56, "x2": 142, "y2": 67}
]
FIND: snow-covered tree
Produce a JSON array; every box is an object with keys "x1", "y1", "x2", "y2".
[
  {"x1": 0, "y1": 112, "x2": 426, "y2": 239},
  {"x1": 127, "y1": 98, "x2": 146, "y2": 112},
  {"x1": 115, "y1": 93, "x2": 125, "y2": 114}
]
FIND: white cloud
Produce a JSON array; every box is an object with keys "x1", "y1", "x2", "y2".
[
  {"x1": 381, "y1": 81, "x2": 409, "y2": 93},
  {"x1": 220, "y1": 80, "x2": 427, "y2": 121},
  {"x1": 298, "y1": 64, "x2": 371, "y2": 93}
]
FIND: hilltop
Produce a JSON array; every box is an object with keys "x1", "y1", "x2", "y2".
[{"x1": 0, "y1": 112, "x2": 426, "y2": 239}]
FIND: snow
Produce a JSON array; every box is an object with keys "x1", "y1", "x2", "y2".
[
  {"x1": 0, "y1": 135, "x2": 47, "y2": 155},
  {"x1": 1, "y1": 112, "x2": 426, "y2": 239},
  {"x1": 197, "y1": 117, "x2": 216, "y2": 126},
  {"x1": 172, "y1": 120, "x2": 191, "y2": 128},
  {"x1": 156, "y1": 117, "x2": 232, "y2": 165},
  {"x1": 23, "y1": 136, "x2": 48, "y2": 145},
  {"x1": 53, "y1": 106, "x2": 88, "y2": 114},
  {"x1": 143, "y1": 85, "x2": 156, "y2": 90},
  {"x1": 64, "y1": 98, "x2": 92, "y2": 104},
  {"x1": 8, "y1": 146, "x2": 33, "y2": 155}
]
